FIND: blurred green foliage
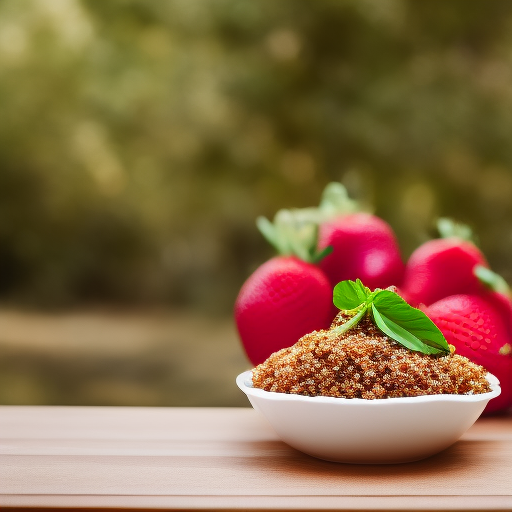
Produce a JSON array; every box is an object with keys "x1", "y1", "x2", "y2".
[{"x1": 1, "y1": 0, "x2": 512, "y2": 312}]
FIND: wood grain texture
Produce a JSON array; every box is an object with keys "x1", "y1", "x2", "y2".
[{"x1": 0, "y1": 406, "x2": 511, "y2": 510}]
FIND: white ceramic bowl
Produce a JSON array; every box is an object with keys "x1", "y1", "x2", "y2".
[{"x1": 237, "y1": 370, "x2": 501, "y2": 464}]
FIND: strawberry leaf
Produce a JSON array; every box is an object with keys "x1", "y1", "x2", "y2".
[
  {"x1": 437, "y1": 217, "x2": 478, "y2": 244},
  {"x1": 256, "y1": 209, "x2": 328, "y2": 263},
  {"x1": 255, "y1": 182, "x2": 362, "y2": 263},
  {"x1": 333, "y1": 279, "x2": 369, "y2": 311},
  {"x1": 372, "y1": 291, "x2": 450, "y2": 355},
  {"x1": 256, "y1": 216, "x2": 280, "y2": 252},
  {"x1": 318, "y1": 182, "x2": 359, "y2": 217},
  {"x1": 474, "y1": 265, "x2": 511, "y2": 296},
  {"x1": 311, "y1": 244, "x2": 333, "y2": 264}
]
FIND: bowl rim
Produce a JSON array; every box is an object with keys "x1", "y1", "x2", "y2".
[{"x1": 237, "y1": 370, "x2": 501, "y2": 405}]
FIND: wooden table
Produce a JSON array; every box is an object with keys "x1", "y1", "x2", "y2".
[{"x1": 1, "y1": 406, "x2": 511, "y2": 511}]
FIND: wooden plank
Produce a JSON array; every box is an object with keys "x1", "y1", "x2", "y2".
[
  {"x1": 0, "y1": 406, "x2": 511, "y2": 510},
  {"x1": 1, "y1": 495, "x2": 512, "y2": 511}
]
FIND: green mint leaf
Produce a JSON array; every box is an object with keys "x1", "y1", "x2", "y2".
[
  {"x1": 333, "y1": 279, "x2": 369, "y2": 311},
  {"x1": 371, "y1": 304, "x2": 444, "y2": 355},
  {"x1": 371, "y1": 304, "x2": 437, "y2": 355},
  {"x1": 372, "y1": 291, "x2": 450, "y2": 355},
  {"x1": 474, "y1": 265, "x2": 511, "y2": 296},
  {"x1": 332, "y1": 305, "x2": 368, "y2": 336}
]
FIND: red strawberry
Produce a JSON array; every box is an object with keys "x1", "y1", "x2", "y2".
[
  {"x1": 235, "y1": 256, "x2": 332, "y2": 365},
  {"x1": 235, "y1": 208, "x2": 333, "y2": 366},
  {"x1": 425, "y1": 294, "x2": 512, "y2": 414},
  {"x1": 402, "y1": 238, "x2": 487, "y2": 307},
  {"x1": 312, "y1": 183, "x2": 405, "y2": 292},
  {"x1": 318, "y1": 212, "x2": 405, "y2": 291},
  {"x1": 402, "y1": 219, "x2": 488, "y2": 307}
]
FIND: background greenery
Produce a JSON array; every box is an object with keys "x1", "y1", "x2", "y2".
[
  {"x1": 2, "y1": 0, "x2": 512, "y2": 312},
  {"x1": 1, "y1": 0, "x2": 512, "y2": 405}
]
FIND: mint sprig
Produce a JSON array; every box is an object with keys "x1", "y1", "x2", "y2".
[
  {"x1": 332, "y1": 279, "x2": 451, "y2": 356},
  {"x1": 333, "y1": 279, "x2": 371, "y2": 311}
]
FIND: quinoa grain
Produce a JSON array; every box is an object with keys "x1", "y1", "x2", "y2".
[{"x1": 252, "y1": 314, "x2": 491, "y2": 399}]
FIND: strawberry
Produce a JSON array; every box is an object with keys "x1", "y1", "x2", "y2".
[
  {"x1": 235, "y1": 256, "x2": 332, "y2": 365},
  {"x1": 281, "y1": 182, "x2": 406, "y2": 293},
  {"x1": 425, "y1": 294, "x2": 512, "y2": 414},
  {"x1": 402, "y1": 219, "x2": 488, "y2": 307},
  {"x1": 235, "y1": 209, "x2": 333, "y2": 366},
  {"x1": 318, "y1": 212, "x2": 405, "y2": 292}
]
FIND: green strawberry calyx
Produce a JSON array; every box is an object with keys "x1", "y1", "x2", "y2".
[
  {"x1": 317, "y1": 182, "x2": 360, "y2": 219},
  {"x1": 257, "y1": 183, "x2": 360, "y2": 264},
  {"x1": 437, "y1": 217, "x2": 478, "y2": 244},
  {"x1": 331, "y1": 279, "x2": 452, "y2": 356},
  {"x1": 474, "y1": 265, "x2": 511, "y2": 297},
  {"x1": 257, "y1": 208, "x2": 331, "y2": 263}
]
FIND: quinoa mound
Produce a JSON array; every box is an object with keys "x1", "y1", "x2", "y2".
[{"x1": 251, "y1": 313, "x2": 491, "y2": 399}]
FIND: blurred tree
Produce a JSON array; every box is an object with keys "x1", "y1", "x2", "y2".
[{"x1": 0, "y1": 0, "x2": 511, "y2": 312}]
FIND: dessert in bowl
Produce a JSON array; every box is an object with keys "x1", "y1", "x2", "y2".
[{"x1": 237, "y1": 281, "x2": 501, "y2": 464}]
